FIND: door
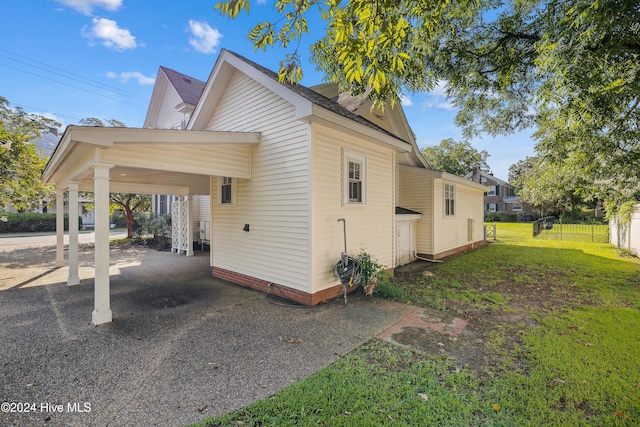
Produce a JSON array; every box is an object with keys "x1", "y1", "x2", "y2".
[{"x1": 396, "y1": 221, "x2": 412, "y2": 266}]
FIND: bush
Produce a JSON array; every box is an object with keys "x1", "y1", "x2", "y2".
[
  {"x1": 0, "y1": 212, "x2": 82, "y2": 233},
  {"x1": 111, "y1": 210, "x2": 127, "y2": 228},
  {"x1": 132, "y1": 212, "x2": 172, "y2": 241},
  {"x1": 485, "y1": 212, "x2": 519, "y2": 222}
]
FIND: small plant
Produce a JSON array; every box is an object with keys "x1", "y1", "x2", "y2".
[{"x1": 356, "y1": 251, "x2": 388, "y2": 296}]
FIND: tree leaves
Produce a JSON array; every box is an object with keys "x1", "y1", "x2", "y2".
[
  {"x1": 216, "y1": 0, "x2": 640, "y2": 210},
  {"x1": 422, "y1": 138, "x2": 491, "y2": 177},
  {"x1": 0, "y1": 96, "x2": 60, "y2": 212}
]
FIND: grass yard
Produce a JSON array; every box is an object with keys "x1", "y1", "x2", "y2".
[{"x1": 195, "y1": 223, "x2": 640, "y2": 426}]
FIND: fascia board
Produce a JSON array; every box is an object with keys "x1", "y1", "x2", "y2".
[
  {"x1": 188, "y1": 51, "x2": 313, "y2": 130},
  {"x1": 143, "y1": 69, "x2": 169, "y2": 128},
  {"x1": 398, "y1": 164, "x2": 488, "y2": 191}
]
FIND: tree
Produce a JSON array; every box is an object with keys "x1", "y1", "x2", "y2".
[
  {"x1": 216, "y1": 0, "x2": 640, "y2": 212},
  {"x1": 508, "y1": 156, "x2": 537, "y2": 187},
  {"x1": 422, "y1": 138, "x2": 491, "y2": 177},
  {"x1": 510, "y1": 156, "x2": 598, "y2": 218},
  {"x1": 0, "y1": 96, "x2": 60, "y2": 212},
  {"x1": 79, "y1": 117, "x2": 126, "y2": 128},
  {"x1": 80, "y1": 117, "x2": 151, "y2": 238},
  {"x1": 111, "y1": 194, "x2": 152, "y2": 238}
]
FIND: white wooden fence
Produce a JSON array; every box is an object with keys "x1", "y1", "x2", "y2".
[{"x1": 610, "y1": 204, "x2": 640, "y2": 255}]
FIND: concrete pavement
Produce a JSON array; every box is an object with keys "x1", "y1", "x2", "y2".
[{"x1": 0, "y1": 235, "x2": 414, "y2": 426}]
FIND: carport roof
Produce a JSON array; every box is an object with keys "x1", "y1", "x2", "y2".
[{"x1": 43, "y1": 126, "x2": 260, "y2": 195}]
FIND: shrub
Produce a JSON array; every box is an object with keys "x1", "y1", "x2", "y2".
[
  {"x1": 132, "y1": 212, "x2": 172, "y2": 241},
  {"x1": 111, "y1": 210, "x2": 128, "y2": 228},
  {"x1": 0, "y1": 212, "x2": 81, "y2": 233},
  {"x1": 356, "y1": 251, "x2": 390, "y2": 296}
]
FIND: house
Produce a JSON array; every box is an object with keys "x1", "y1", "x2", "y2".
[
  {"x1": 464, "y1": 167, "x2": 532, "y2": 218},
  {"x1": 146, "y1": 67, "x2": 208, "y2": 238},
  {"x1": 43, "y1": 50, "x2": 487, "y2": 325}
]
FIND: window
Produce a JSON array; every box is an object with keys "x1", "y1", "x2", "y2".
[
  {"x1": 219, "y1": 177, "x2": 234, "y2": 205},
  {"x1": 343, "y1": 151, "x2": 366, "y2": 205},
  {"x1": 512, "y1": 203, "x2": 522, "y2": 212},
  {"x1": 487, "y1": 203, "x2": 498, "y2": 212},
  {"x1": 348, "y1": 161, "x2": 362, "y2": 202},
  {"x1": 444, "y1": 183, "x2": 455, "y2": 216},
  {"x1": 486, "y1": 185, "x2": 499, "y2": 196},
  {"x1": 159, "y1": 195, "x2": 167, "y2": 215}
]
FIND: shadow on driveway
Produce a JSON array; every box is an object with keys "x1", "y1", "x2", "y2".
[{"x1": 0, "y1": 244, "x2": 414, "y2": 427}]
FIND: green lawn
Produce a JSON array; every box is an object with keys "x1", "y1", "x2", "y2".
[{"x1": 195, "y1": 223, "x2": 640, "y2": 426}]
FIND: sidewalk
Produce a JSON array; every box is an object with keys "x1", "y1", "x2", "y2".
[{"x1": 0, "y1": 230, "x2": 128, "y2": 248}]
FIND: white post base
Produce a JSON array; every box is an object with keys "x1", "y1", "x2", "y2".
[
  {"x1": 67, "y1": 276, "x2": 80, "y2": 286},
  {"x1": 92, "y1": 309, "x2": 113, "y2": 325}
]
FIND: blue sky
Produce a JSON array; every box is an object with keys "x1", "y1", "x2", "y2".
[{"x1": 3, "y1": 0, "x2": 534, "y2": 180}]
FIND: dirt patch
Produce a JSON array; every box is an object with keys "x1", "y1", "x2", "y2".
[
  {"x1": 383, "y1": 259, "x2": 588, "y2": 373},
  {"x1": 377, "y1": 305, "x2": 532, "y2": 372}
]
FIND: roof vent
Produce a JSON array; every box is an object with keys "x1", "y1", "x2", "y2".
[{"x1": 183, "y1": 77, "x2": 192, "y2": 83}]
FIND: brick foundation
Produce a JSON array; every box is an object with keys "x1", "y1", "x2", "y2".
[{"x1": 211, "y1": 266, "x2": 359, "y2": 306}]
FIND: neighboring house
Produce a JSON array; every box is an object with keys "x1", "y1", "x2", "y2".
[
  {"x1": 464, "y1": 167, "x2": 532, "y2": 218},
  {"x1": 145, "y1": 66, "x2": 208, "y2": 243},
  {"x1": 43, "y1": 50, "x2": 487, "y2": 325},
  {"x1": 34, "y1": 127, "x2": 61, "y2": 157}
]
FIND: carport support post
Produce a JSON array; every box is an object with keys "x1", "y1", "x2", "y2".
[
  {"x1": 186, "y1": 194, "x2": 194, "y2": 257},
  {"x1": 67, "y1": 182, "x2": 80, "y2": 286},
  {"x1": 55, "y1": 189, "x2": 65, "y2": 267},
  {"x1": 92, "y1": 163, "x2": 114, "y2": 325}
]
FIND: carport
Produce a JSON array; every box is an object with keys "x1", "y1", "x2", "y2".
[{"x1": 43, "y1": 126, "x2": 260, "y2": 325}]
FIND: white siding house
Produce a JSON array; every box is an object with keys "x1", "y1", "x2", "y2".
[{"x1": 43, "y1": 50, "x2": 487, "y2": 323}]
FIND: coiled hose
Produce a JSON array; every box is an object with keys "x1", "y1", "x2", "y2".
[{"x1": 333, "y1": 254, "x2": 362, "y2": 303}]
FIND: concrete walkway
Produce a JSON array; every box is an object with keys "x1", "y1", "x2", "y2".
[{"x1": 0, "y1": 237, "x2": 414, "y2": 427}]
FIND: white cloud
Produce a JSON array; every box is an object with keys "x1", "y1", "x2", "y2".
[
  {"x1": 188, "y1": 20, "x2": 223, "y2": 54},
  {"x1": 256, "y1": 0, "x2": 267, "y2": 3},
  {"x1": 55, "y1": 0, "x2": 122, "y2": 15},
  {"x1": 107, "y1": 71, "x2": 155, "y2": 85},
  {"x1": 430, "y1": 80, "x2": 449, "y2": 97},
  {"x1": 420, "y1": 80, "x2": 455, "y2": 111},
  {"x1": 436, "y1": 101, "x2": 455, "y2": 110},
  {"x1": 400, "y1": 94, "x2": 413, "y2": 106},
  {"x1": 83, "y1": 18, "x2": 137, "y2": 51},
  {"x1": 40, "y1": 112, "x2": 66, "y2": 130}
]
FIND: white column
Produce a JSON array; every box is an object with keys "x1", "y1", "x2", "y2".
[
  {"x1": 67, "y1": 182, "x2": 80, "y2": 285},
  {"x1": 55, "y1": 189, "x2": 65, "y2": 267},
  {"x1": 92, "y1": 164, "x2": 113, "y2": 325},
  {"x1": 186, "y1": 194, "x2": 194, "y2": 256}
]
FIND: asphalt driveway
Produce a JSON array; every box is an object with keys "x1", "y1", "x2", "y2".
[{"x1": 0, "y1": 235, "x2": 413, "y2": 427}]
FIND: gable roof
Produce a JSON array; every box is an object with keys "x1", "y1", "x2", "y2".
[
  {"x1": 159, "y1": 66, "x2": 206, "y2": 107},
  {"x1": 220, "y1": 50, "x2": 410, "y2": 145},
  {"x1": 463, "y1": 170, "x2": 513, "y2": 188}
]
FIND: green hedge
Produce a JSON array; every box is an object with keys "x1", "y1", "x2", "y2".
[{"x1": 0, "y1": 212, "x2": 82, "y2": 233}]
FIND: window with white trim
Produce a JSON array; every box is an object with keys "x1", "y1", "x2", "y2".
[
  {"x1": 219, "y1": 177, "x2": 235, "y2": 205},
  {"x1": 444, "y1": 183, "x2": 455, "y2": 216},
  {"x1": 512, "y1": 203, "x2": 522, "y2": 212},
  {"x1": 487, "y1": 203, "x2": 498, "y2": 212},
  {"x1": 343, "y1": 151, "x2": 366, "y2": 205}
]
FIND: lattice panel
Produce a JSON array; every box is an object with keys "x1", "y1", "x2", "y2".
[
  {"x1": 179, "y1": 200, "x2": 189, "y2": 252},
  {"x1": 171, "y1": 201, "x2": 180, "y2": 252}
]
